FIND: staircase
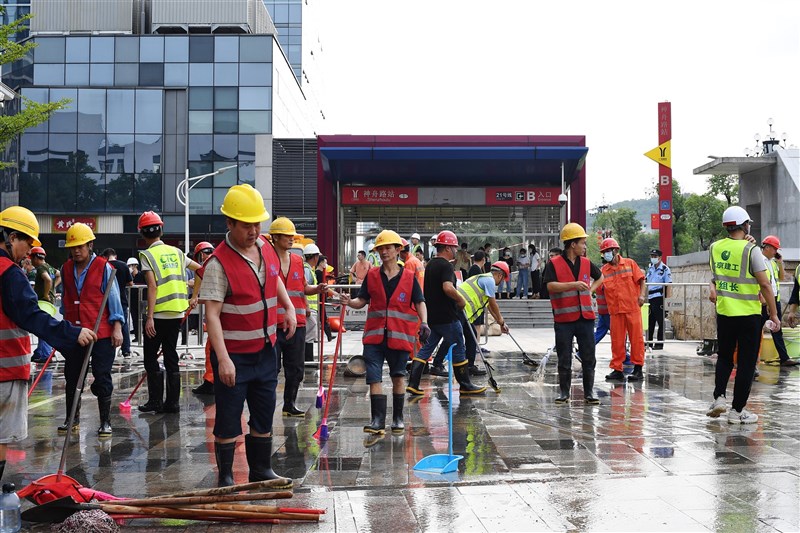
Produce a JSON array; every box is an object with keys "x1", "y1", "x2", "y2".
[{"x1": 496, "y1": 298, "x2": 554, "y2": 328}]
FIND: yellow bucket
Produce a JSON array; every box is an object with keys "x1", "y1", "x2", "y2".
[
  {"x1": 37, "y1": 300, "x2": 57, "y2": 317},
  {"x1": 783, "y1": 327, "x2": 800, "y2": 359},
  {"x1": 641, "y1": 302, "x2": 649, "y2": 331}
]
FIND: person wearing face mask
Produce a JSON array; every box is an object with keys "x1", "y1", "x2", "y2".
[
  {"x1": 646, "y1": 249, "x2": 672, "y2": 350},
  {"x1": 599, "y1": 238, "x2": 647, "y2": 382}
]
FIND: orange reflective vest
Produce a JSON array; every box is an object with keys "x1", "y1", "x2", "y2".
[
  {"x1": 403, "y1": 254, "x2": 425, "y2": 289},
  {"x1": 0, "y1": 258, "x2": 32, "y2": 381},
  {"x1": 278, "y1": 252, "x2": 307, "y2": 328},
  {"x1": 601, "y1": 257, "x2": 644, "y2": 314},
  {"x1": 62, "y1": 257, "x2": 113, "y2": 339},
  {"x1": 549, "y1": 255, "x2": 595, "y2": 323},
  {"x1": 213, "y1": 238, "x2": 279, "y2": 352},
  {"x1": 363, "y1": 267, "x2": 418, "y2": 352},
  {"x1": 596, "y1": 284, "x2": 608, "y2": 316}
]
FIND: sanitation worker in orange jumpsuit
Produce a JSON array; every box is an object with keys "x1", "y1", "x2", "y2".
[{"x1": 599, "y1": 238, "x2": 647, "y2": 382}]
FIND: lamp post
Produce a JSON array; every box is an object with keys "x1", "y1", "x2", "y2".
[{"x1": 176, "y1": 164, "x2": 238, "y2": 254}]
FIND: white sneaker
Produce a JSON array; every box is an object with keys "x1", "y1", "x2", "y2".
[
  {"x1": 706, "y1": 396, "x2": 727, "y2": 418},
  {"x1": 727, "y1": 408, "x2": 758, "y2": 424}
]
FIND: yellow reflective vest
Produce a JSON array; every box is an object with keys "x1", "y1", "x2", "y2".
[
  {"x1": 709, "y1": 238, "x2": 761, "y2": 316},
  {"x1": 303, "y1": 262, "x2": 318, "y2": 311},
  {"x1": 458, "y1": 273, "x2": 493, "y2": 323},
  {"x1": 765, "y1": 258, "x2": 781, "y2": 303},
  {"x1": 140, "y1": 244, "x2": 189, "y2": 314}
]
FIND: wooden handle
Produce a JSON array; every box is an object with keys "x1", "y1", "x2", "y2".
[
  {"x1": 120, "y1": 491, "x2": 294, "y2": 507},
  {"x1": 101, "y1": 504, "x2": 278, "y2": 523},
  {"x1": 187, "y1": 503, "x2": 321, "y2": 520},
  {"x1": 148, "y1": 478, "x2": 293, "y2": 499}
]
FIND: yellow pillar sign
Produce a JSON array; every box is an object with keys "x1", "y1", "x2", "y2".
[{"x1": 644, "y1": 140, "x2": 671, "y2": 168}]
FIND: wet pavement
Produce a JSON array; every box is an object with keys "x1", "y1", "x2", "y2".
[{"x1": 10, "y1": 329, "x2": 800, "y2": 532}]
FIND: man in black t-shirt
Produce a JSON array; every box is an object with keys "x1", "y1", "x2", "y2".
[{"x1": 407, "y1": 231, "x2": 486, "y2": 396}]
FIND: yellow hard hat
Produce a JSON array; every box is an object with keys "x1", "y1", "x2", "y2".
[
  {"x1": 268, "y1": 217, "x2": 297, "y2": 236},
  {"x1": 374, "y1": 230, "x2": 403, "y2": 248},
  {"x1": 65, "y1": 222, "x2": 96, "y2": 247},
  {"x1": 0, "y1": 206, "x2": 41, "y2": 246},
  {"x1": 220, "y1": 184, "x2": 270, "y2": 223},
  {"x1": 560, "y1": 222, "x2": 588, "y2": 242}
]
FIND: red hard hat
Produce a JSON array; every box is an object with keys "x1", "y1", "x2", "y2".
[
  {"x1": 761, "y1": 235, "x2": 781, "y2": 250},
  {"x1": 434, "y1": 230, "x2": 458, "y2": 247},
  {"x1": 138, "y1": 211, "x2": 163, "y2": 230},
  {"x1": 30, "y1": 246, "x2": 46, "y2": 257},
  {"x1": 490, "y1": 261, "x2": 510, "y2": 281},
  {"x1": 194, "y1": 241, "x2": 215, "y2": 256},
  {"x1": 599, "y1": 237, "x2": 620, "y2": 252}
]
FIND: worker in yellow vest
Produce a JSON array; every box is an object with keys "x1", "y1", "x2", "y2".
[
  {"x1": 137, "y1": 211, "x2": 204, "y2": 414},
  {"x1": 706, "y1": 206, "x2": 780, "y2": 424}
]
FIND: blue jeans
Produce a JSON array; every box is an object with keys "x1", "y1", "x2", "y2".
[
  {"x1": 594, "y1": 314, "x2": 610, "y2": 344},
  {"x1": 33, "y1": 338, "x2": 52, "y2": 361},
  {"x1": 516, "y1": 268, "x2": 530, "y2": 297},
  {"x1": 120, "y1": 306, "x2": 131, "y2": 354},
  {"x1": 416, "y1": 321, "x2": 467, "y2": 365}
]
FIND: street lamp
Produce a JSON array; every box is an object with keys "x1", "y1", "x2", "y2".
[{"x1": 177, "y1": 164, "x2": 238, "y2": 254}]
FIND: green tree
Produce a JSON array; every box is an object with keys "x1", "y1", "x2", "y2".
[
  {"x1": 684, "y1": 193, "x2": 726, "y2": 250},
  {"x1": 630, "y1": 232, "x2": 659, "y2": 267},
  {"x1": 707, "y1": 174, "x2": 738, "y2": 206},
  {"x1": 591, "y1": 207, "x2": 642, "y2": 258},
  {"x1": 0, "y1": 8, "x2": 70, "y2": 170}
]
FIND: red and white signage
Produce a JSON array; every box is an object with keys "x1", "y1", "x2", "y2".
[
  {"x1": 52, "y1": 216, "x2": 97, "y2": 233},
  {"x1": 342, "y1": 186, "x2": 418, "y2": 205},
  {"x1": 485, "y1": 187, "x2": 562, "y2": 206}
]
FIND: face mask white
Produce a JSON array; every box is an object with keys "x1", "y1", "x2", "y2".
[
  {"x1": 602, "y1": 251, "x2": 614, "y2": 262},
  {"x1": 650, "y1": 257, "x2": 659, "y2": 265}
]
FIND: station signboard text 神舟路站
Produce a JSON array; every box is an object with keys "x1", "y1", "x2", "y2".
[{"x1": 342, "y1": 187, "x2": 419, "y2": 205}]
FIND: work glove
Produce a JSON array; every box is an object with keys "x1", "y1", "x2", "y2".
[{"x1": 419, "y1": 323, "x2": 431, "y2": 343}]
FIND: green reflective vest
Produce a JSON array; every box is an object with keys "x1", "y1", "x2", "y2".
[
  {"x1": 140, "y1": 244, "x2": 188, "y2": 314},
  {"x1": 303, "y1": 262, "x2": 318, "y2": 311},
  {"x1": 765, "y1": 258, "x2": 781, "y2": 302},
  {"x1": 709, "y1": 238, "x2": 761, "y2": 317},
  {"x1": 458, "y1": 273, "x2": 493, "y2": 322}
]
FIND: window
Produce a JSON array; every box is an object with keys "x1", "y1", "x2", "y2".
[
  {"x1": 106, "y1": 173, "x2": 134, "y2": 210},
  {"x1": 189, "y1": 111, "x2": 213, "y2": 134},
  {"x1": 66, "y1": 37, "x2": 90, "y2": 63},
  {"x1": 91, "y1": 37, "x2": 115, "y2": 62},
  {"x1": 77, "y1": 173, "x2": 105, "y2": 211},
  {"x1": 189, "y1": 63, "x2": 213, "y2": 86},
  {"x1": 135, "y1": 91, "x2": 163, "y2": 133},
  {"x1": 165, "y1": 36, "x2": 189, "y2": 62},
  {"x1": 164, "y1": 63, "x2": 188, "y2": 86},
  {"x1": 214, "y1": 36, "x2": 239, "y2": 62},
  {"x1": 189, "y1": 87, "x2": 213, "y2": 110},
  {"x1": 48, "y1": 173, "x2": 77, "y2": 211},
  {"x1": 34, "y1": 64, "x2": 64, "y2": 85},
  {"x1": 140, "y1": 37, "x2": 164, "y2": 62},
  {"x1": 65, "y1": 64, "x2": 89, "y2": 85},
  {"x1": 189, "y1": 37, "x2": 214, "y2": 62},
  {"x1": 239, "y1": 36, "x2": 272, "y2": 62},
  {"x1": 214, "y1": 63, "x2": 238, "y2": 86},
  {"x1": 48, "y1": 89, "x2": 77, "y2": 133},
  {"x1": 134, "y1": 135, "x2": 162, "y2": 173},
  {"x1": 77, "y1": 89, "x2": 106, "y2": 133},
  {"x1": 107, "y1": 90, "x2": 134, "y2": 134},
  {"x1": 215, "y1": 87, "x2": 237, "y2": 109},
  {"x1": 139, "y1": 63, "x2": 164, "y2": 86},
  {"x1": 188, "y1": 135, "x2": 213, "y2": 161},
  {"x1": 239, "y1": 64, "x2": 271, "y2": 86},
  {"x1": 115, "y1": 37, "x2": 139, "y2": 63},
  {"x1": 106, "y1": 135, "x2": 134, "y2": 174},
  {"x1": 239, "y1": 111, "x2": 270, "y2": 134},
  {"x1": 114, "y1": 64, "x2": 139, "y2": 86},
  {"x1": 213, "y1": 111, "x2": 237, "y2": 134},
  {"x1": 90, "y1": 64, "x2": 114, "y2": 86},
  {"x1": 34, "y1": 37, "x2": 65, "y2": 63},
  {"x1": 213, "y1": 135, "x2": 237, "y2": 161},
  {"x1": 239, "y1": 87, "x2": 270, "y2": 110},
  {"x1": 77, "y1": 134, "x2": 106, "y2": 173}
]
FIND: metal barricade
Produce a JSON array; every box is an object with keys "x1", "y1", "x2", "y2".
[
  {"x1": 643, "y1": 281, "x2": 716, "y2": 345},
  {"x1": 126, "y1": 285, "x2": 206, "y2": 352}
]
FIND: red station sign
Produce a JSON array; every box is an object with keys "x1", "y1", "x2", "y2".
[{"x1": 341, "y1": 186, "x2": 419, "y2": 205}]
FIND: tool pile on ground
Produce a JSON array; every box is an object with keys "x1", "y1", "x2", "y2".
[{"x1": 22, "y1": 479, "x2": 325, "y2": 527}]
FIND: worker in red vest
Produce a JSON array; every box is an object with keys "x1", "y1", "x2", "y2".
[
  {"x1": 542, "y1": 223, "x2": 604, "y2": 404},
  {"x1": 200, "y1": 184, "x2": 295, "y2": 487},
  {"x1": 341, "y1": 230, "x2": 427, "y2": 439},
  {"x1": 191, "y1": 241, "x2": 216, "y2": 396}
]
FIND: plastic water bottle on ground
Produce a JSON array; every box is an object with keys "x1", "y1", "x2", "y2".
[{"x1": 0, "y1": 483, "x2": 21, "y2": 533}]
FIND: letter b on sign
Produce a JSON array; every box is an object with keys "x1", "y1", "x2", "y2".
[{"x1": 660, "y1": 175, "x2": 670, "y2": 186}]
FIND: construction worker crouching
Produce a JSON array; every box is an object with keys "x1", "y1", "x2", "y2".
[
  {"x1": 599, "y1": 237, "x2": 647, "y2": 382},
  {"x1": 706, "y1": 206, "x2": 779, "y2": 424},
  {"x1": 60, "y1": 223, "x2": 125, "y2": 437},
  {"x1": 199, "y1": 184, "x2": 294, "y2": 487},
  {"x1": 542, "y1": 223, "x2": 603, "y2": 404},
  {"x1": 340, "y1": 230, "x2": 427, "y2": 439},
  {"x1": 0, "y1": 207, "x2": 96, "y2": 482}
]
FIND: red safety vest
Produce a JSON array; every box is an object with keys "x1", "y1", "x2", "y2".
[
  {"x1": 596, "y1": 284, "x2": 608, "y2": 316},
  {"x1": 363, "y1": 267, "x2": 418, "y2": 353},
  {"x1": 278, "y1": 252, "x2": 307, "y2": 328},
  {"x1": 62, "y1": 257, "x2": 113, "y2": 339},
  {"x1": 0, "y1": 258, "x2": 32, "y2": 381},
  {"x1": 549, "y1": 255, "x2": 596, "y2": 323},
  {"x1": 212, "y1": 238, "x2": 278, "y2": 353}
]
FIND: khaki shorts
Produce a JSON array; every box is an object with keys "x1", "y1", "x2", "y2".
[
  {"x1": 0, "y1": 380, "x2": 28, "y2": 443},
  {"x1": 305, "y1": 309, "x2": 318, "y2": 343}
]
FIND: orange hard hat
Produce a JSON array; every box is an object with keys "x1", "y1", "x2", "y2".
[
  {"x1": 490, "y1": 261, "x2": 510, "y2": 281},
  {"x1": 30, "y1": 246, "x2": 46, "y2": 257},
  {"x1": 138, "y1": 211, "x2": 163, "y2": 230},
  {"x1": 194, "y1": 241, "x2": 214, "y2": 256},
  {"x1": 599, "y1": 237, "x2": 620, "y2": 252},
  {"x1": 434, "y1": 230, "x2": 458, "y2": 247},
  {"x1": 761, "y1": 235, "x2": 781, "y2": 250}
]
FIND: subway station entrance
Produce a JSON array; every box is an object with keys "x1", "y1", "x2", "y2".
[{"x1": 316, "y1": 136, "x2": 589, "y2": 268}]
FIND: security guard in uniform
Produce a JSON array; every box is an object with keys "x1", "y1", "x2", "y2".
[
  {"x1": 646, "y1": 249, "x2": 672, "y2": 349},
  {"x1": 706, "y1": 206, "x2": 779, "y2": 424},
  {"x1": 137, "y1": 211, "x2": 204, "y2": 414}
]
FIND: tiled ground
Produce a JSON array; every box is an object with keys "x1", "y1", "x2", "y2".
[{"x1": 10, "y1": 329, "x2": 800, "y2": 531}]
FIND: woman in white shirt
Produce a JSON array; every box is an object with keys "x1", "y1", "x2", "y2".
[{"x1": 529, "y1": 244, "x2": 542, "y2": 299}]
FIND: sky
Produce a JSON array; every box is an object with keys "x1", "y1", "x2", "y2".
[{"x1": 314, "y1": 0, "x2": 800, "y2": 208}]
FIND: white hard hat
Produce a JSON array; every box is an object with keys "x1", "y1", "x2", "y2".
[
  {"x1": 303, "y1": 243, "x2": 321, "y2": 255},
  {"x1": 722, "y1": 206, "x2": 751, "y2": 227},
  {"x1": 411, "y1": 233, "x2": 421, "y2": 240},
  {"x1": 126, "y1": 257, "x2": 139, "y2": 266}
]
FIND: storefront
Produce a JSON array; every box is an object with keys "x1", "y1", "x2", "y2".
[{"x1": 317, "y1": 135, "x2": 588, "y2": 268}]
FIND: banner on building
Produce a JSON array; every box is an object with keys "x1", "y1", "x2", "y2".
[
  {"x1": 342, "y1": 186, "x2": 418, "y2": 205},
  {"x1": 52, "y1": 216, "x2": 97, "y2": 232},
  {"x1": 485, "y1": 187, "x2": 562, "y2": 206}
]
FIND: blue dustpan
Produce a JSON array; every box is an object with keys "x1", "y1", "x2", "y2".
[{"x1": 413, "y1": 344, "x2": 463, "y2": 475}]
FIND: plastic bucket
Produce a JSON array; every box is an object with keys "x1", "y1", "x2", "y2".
[
  {"x1": 37, "y1": 300, "x2": 57, "y2": 317},
  {"x1": 783, "y1": 327, "x2": 800, "y2": 359},
  {"x1": 641, "y1": 303, "x2": 649, "y2": 332}
]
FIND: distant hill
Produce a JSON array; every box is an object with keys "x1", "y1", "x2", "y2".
[{"x1": 586, "y1": 197, "x2": 658, "y2": 232}]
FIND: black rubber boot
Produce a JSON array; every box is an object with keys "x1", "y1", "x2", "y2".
[
  {"x1": 583, "y1": 369, "x2": 599, "y2": 405},
  {"x1": 305, "y1": 343, "x2": 314, "y2": 362},
  {"x1": 161, "y1": 372, "x2": 181, "y2": 413},
  {"x1": 391, "y1": 393, "x2": 405, "y2": 434},
  {"x1": 138, "y1": 371, "x2": 163, "y2": 413},
  {"x1": 406, "y1": 359, "x2": 427, "y2": 396},
  {"x1": 605, "y1": 369, "x2": 626, "y2": 381},
  {"x1": 97, "y1": 396, "x2": 112, "y2": 437},
  {"x1": 244, "y1": 434, "x2": 293, "y2": 487},
  {"x1": 627, "y1": 365, "x2": 644, "y2": 382},
  {"x1": 453, "y1": 361, "x2": 487, "y2": 395},
  {"x1": 214, "y1": 441, "x2": 235, "y2": 487},
  {"x1": 282, "y1": 383, "x2": 305, "y2": 417},
  {"x1": 58, "y1": 390, "x2": 80, "y2": 433},
  {"x1": 555, "y1": 369, "x2": 571, "y2": 404},
  {"x1": 192, "y1": 380, "x2": 214, "y2": 395},
  {"x1": 363, "y1": 394, "x2": 387, "y2": 434}
]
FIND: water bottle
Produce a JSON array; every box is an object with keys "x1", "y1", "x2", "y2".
[{"x1": 0, "y1": 483, "x2": 21, "y2": 533}]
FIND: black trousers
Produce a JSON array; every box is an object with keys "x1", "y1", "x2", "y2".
[
  {"x1": 554, "y1": 319, "x2": 596, "y2": 372},
  {"x1": 761, "y1": 300, "x2": 789, "y2": 362},
  {"x1": 144, "y1": 317, "x2": 181, "y2": 374},
  {"x1": 714, "y1": 314, "x2": 760, "y2": 412},
  {"x1": 276, "y1": 326, "x2": 307, "y2": 387},
  {"x1": 648, "y1": 296, "x2": 664, "y2": 347}
]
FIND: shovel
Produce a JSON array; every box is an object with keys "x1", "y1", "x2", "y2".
[
  {"x1": 462, "y1": 311, "x2": 500, "y2": 392},
  {"x1": 508, "y1": 331, "x2": 539, "y2": 368},
  {"x1": 413, "y1": 344, "x2": 463, "y2": 475}
]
